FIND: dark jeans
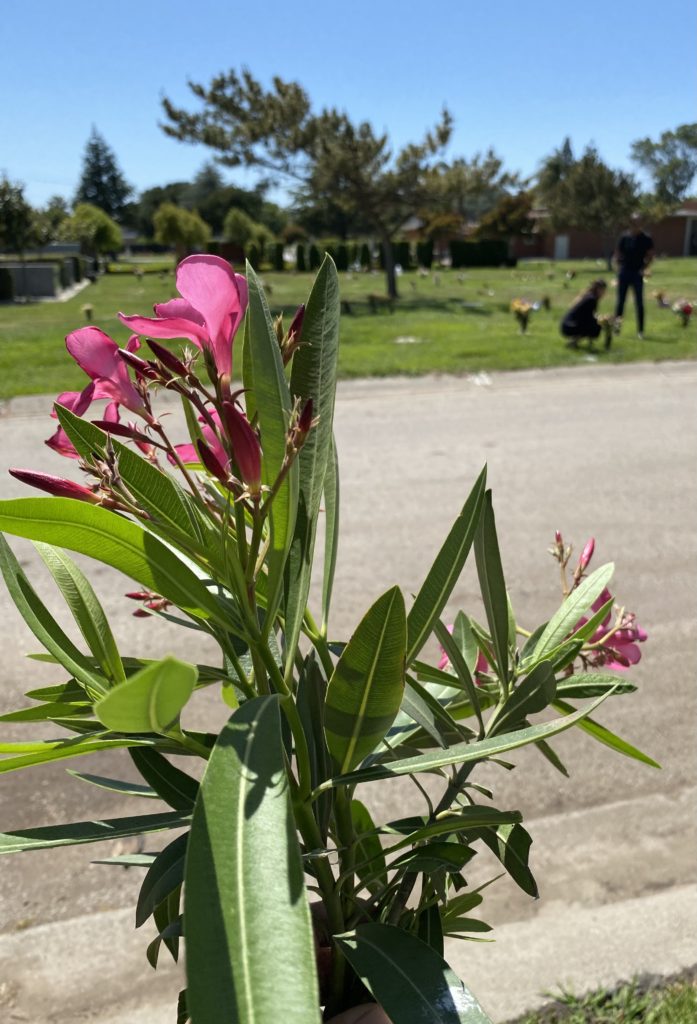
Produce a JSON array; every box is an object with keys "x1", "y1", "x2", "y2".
[{"x1": 615, "y1": 269, "x2": 645, "y2": 332}]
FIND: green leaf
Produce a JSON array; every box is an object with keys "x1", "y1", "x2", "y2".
[
  {"x1": 552, "y1": 699, "x2": 660, "y2": 767},
  {"x1": 96, "y1": 657, "x2": 197, "y2": 734},
  {"x1": 0, "y1": 734, "x2": 154, "y2": 775},
  {"x1": 474, "y1": 491, "x2": 510, "y2": 688},
  {"x1": 390, "y1": 808, "x2": 522, "y2": 852},
  {"x1": 185, "y1": 696, "x2": 320, "y2": 1024},
  {"x1": 325, "y1": 586, "x2": 407, "y2": 772},
  {"x1": 556, "y1": 673, "x2": 636, "y2": 698},
  {"x1": 407, "y1": 467, "x2": 486, "y2": 664},
  {"x1": 35, "y1": 543, "x2": 125, "y2": 685},
  {"x1": 0, "y1": 498, "x2": 230, "y2": 627},
  {"x1": 320, "y1": 690, "x2": 615, "y2": 790},
  {"x1": 284, "y1": 256, "x2": 340, "y2": 672},
  {"x1": 66, "y1": 770, "x2": 158, "y2": 798},
  {"x1": 321, "y1": 434, "x2": 340, "y2": 634},
  {"x1": 55, "y1": 405, "x2": 211, "y2": 558},
  {"x1": 393, "y1": 677, "x2": 458, "y2": 749},
  {"x1": 391, "y1": 841, "x2": 476, "y2": 875},
  {"x1": 434, "y1": 620, "x2": 484, "y2": 737},
  {"x1": 245, "y1": 263, "x2": 298, "y2": 630},
  {"x1": 136, "y1": 833, "x2": 187, "y2": 927},
  {"x1": 296, "y1": 654, "x2": 332, "y2": 843},
  {"x1": 452, "y1": 612, "x2": 480, "y2": 675},
  {"x1": 336, "y1": 923, "x2": 493, "y2": 1023},
  {"x1": 25, "y1": 680, "x2": 90, "y2": 703},
  {"x1": 417, "y1": 904, "x2": 444, "y2": 957},
  {"x1": 0, "y1": 810, "x2": 188, "y2": 854},
  {"x1": 352, "y1": 798, "x2": 387, "y2": 894},
  {"x1": 0, "y1": 535, "x2": 107, "y2": 698},
  {"x1": 491, "y1": 660, "x2": 556, "y2": 734},
  {"x1": 476, "y1": 822, "x2": 538, "y2": 897},
  {"x1": 533, "y1": 563, "x2": 615, "y2": 661},
  {"x1": 129, "y1": 748, "x2": 200, "y2": 811},
  {"x1": 0, "y1": 702, "x2": 93, "y2": 723}
]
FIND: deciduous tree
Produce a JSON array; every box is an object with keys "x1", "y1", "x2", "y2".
[
  {"x1": 153, "y1": 202, "x2": 211, "y2": 261},
  {"x1": 631, "y1": 123, "x2": 697, "y2": 210},
  {"x1": 161, "y1": 69, "x2": 452, "y2": 297}
]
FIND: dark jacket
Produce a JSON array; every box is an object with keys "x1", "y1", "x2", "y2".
[{"x1": 561, "y1": 293, "x2": 601, "y2": 338}]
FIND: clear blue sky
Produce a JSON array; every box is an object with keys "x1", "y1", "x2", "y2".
[{"x1": 2, "y1": 0, "x2": 695, "y2": 207}]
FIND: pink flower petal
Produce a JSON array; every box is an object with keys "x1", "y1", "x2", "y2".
[
  {"x1": 175, "y1": 255, "x2": 247, "y2": 377},
  {"x1": 154, "y1": 298, "x2": 205, "y2": 325},
  {"x1": 118, "y1": 313, "x2": 208, "y2": 349},
  {"x1": 51, "y1": 383, "x2": 96, "y2": 419}
]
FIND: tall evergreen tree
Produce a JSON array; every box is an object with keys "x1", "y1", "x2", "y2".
[{"x1": 74, "y1": 127, "x2": 133, "y2": 220}]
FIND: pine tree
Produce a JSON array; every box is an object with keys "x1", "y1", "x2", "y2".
[{"x1": 74, "y1": 127, "x2": 133, "y2": 220}]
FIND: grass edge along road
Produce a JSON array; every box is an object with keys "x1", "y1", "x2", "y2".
[
  {"x1": 0, "y1": 258, "x2": 695, "y2": 400},
  {"x1": 509, "y1": 971, "x2": 697, "y2": 1024}
]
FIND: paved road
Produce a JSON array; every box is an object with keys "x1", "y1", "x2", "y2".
[{"x1": 0, "y1": 362, "x2": 695, "y2": 1021}]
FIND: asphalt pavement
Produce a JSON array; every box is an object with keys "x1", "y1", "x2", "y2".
[{"x1": 0, "y1": 361, "x2": 695, "y2": 1022}]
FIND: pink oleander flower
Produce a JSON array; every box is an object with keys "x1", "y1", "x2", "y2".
[
  {"x1": 577, "y1": 587, "x2": 647, "y2": 669},
  {"x1": 577, "y1": 537, "x2": 595, "y2": 573},
  {"x1": 47, "y1": 390, "x2": 120, "y2": 459},
  {"x1": 65, "y1": 328, "x2": 146, "y2": 415},
  {"x1": 119, "y1": 255, "x2": 248, "y2": 381},
  {"x1": 9, "y1": 469, "x2": 100, "y2": 503},
  {"x1": 171, "y1": 409, "x2": 228, "y2": 471},
  {"x1": 438, "y1": 624, "x2": 489, "y2": 679}
]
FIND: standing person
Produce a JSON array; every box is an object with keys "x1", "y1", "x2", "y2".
[
  {"x1": 614, "y1": 214, "x2": 654, "y2": 338},
  {"x1": 560, "y1": 279, "x2": 607, "y2": 349}
]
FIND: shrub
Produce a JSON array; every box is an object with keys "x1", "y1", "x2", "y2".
[
  {"x1": 272, "y1": 242, "x2": 285, "y2": 272},
  {"x1": 416, "y1": 239, "x2": 434, "y2": 268},
  {"x1": 247, "y1": 242, "x2": 261, "y2": 271},
  {"x1": 449, "y1": 239, "x2": 508, "y2": 268},
  {"x1": 296, "y1": 244, "x2": 307, "y2": 273},
  {"x1": 360, "y1": 242, "x2": 372, "y2": 270},
  {"x1": 335, "y1": 243, "x2": 349, "y2": 272},
  {"x1": 0, "y1": 267, "x2": 14, "y2": 301},
  {"x1": 308, "y1": 243, "x2": 321, "y2": 270}
]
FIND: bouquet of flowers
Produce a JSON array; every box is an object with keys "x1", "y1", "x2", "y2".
[
  {"x1": 511, "y1": 298, "x2": 533, "y2": 333},
  {"x1": 595, "y1": 313, "x2": 621, "y2": 350},
  {"x1": 672, "y1": 298, "x2": 693, "y2": 327},
  {"x1": 0, "y1": 256, "x2": 656, "y2": 1024}
]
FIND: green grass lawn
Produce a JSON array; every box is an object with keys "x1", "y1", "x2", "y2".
[{"x1": 0, "y1": 257, "x2": 695, "y2": 399}]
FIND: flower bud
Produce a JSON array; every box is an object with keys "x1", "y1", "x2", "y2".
[
  {"x1": 146, "y1": 339, "x2": 189, "y2": 378},
  {"x1": 196, "y1": 438, "x2": 229, "y2": 486},
  {"x1": 222, "y1": 402, "x2": 262, "y2": 496},
  {"x1": 295, "y1": 398, "x2": 314, "y2": 446},
  {"x1": 118, "y1": 348, "x2": 159, "y2": 380},
  {"x1": 9, "y1": 469, "x2": 100, "y2": 503},
  {"x1": 578, "y1": 537, "x2": 595, "y2": 572}
]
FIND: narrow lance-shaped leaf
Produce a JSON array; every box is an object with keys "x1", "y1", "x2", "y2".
[
  {"x1": 336, "y1": 923, "x2": 493, "y2": 1023},
  {"x1": 532, "y1": 563, "x2": 615, "y2": 661},
  {"x1": 35, "y1": 543, "x2": 126, "y2": 685},
  {"x1": 318, "y1": 689, "x2": 616, "y2": 790},
  {"x1": 284, "y1": 256, "x2": 340, "y2": 673},
  {"x1": 129, "y1": 747, "x2": 200, "y2": 812},
  {"x1": 490, "y1": 660, "x2": 556, "y2": 735},
  {"x1": 185, "y1": 696, "x2": 320, "y2": 1024},
  {"x1": 321, "y1": 433, "x2": 340, "y2": 635},
  {"x1": 0, "y1": 535, "x2": 107, "y2": 699},
  {"x1": 474, "y1": 490, "x2": 510, "y2": 689},
  {"x1": 0, "y1": 734, "x2": 157, "y2": 775},
  {"x1": 0, "y1": 497, "x2": 230, "y2": 627},
  {"x1": 407, "y1": 466, "x2": 487, "y2": 664},
  {"x1": 0, "y1": 810, "x2": 189, "y2": 855},
  {"x1": 245, "y1": 263, "x2": 298, "y2": 630},
  {"x1": 325, "y1": 586, "x2": 407, "y2": 773},
  {"x1": 552, "y1": 698, "x2": 660, "y2": 767}
]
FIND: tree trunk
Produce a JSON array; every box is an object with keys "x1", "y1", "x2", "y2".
[{"x1": 381, "y1": 233, "x2": 398, "y2": 299}]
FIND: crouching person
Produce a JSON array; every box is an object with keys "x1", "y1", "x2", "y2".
[{"x1": 560, "y1": 279, "x2": 607, "y2": 349}]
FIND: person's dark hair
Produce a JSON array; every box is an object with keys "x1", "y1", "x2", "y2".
[{"x1": 589, "y1": 278, "x2": 607, "y2": 297}]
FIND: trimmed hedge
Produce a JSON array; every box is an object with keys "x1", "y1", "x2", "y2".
[
  {"x1": 247, "y1": 243, "x2": 261, "y2": 271},
  {"x1": 360, "y1": 243, "x2": 372, "y2": 270},
  {"x1": 0, "y1": 267, "x2": 14, "y2": 301},
  {"x1": 416, "y1": 240, "x2": 434, "y2": 269},
  {"x1": 449, "y1": 239, "x2": 508, "y2": 268},
  {"x1": 296, "y1": 244, "x2": 306, "y2": 272},
  {"x1": 272, "y1": 242, "x2": 285, "y2": 272},
  {"x1": 308, "y1": 244, "x2": 321, "y2": 271}
]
